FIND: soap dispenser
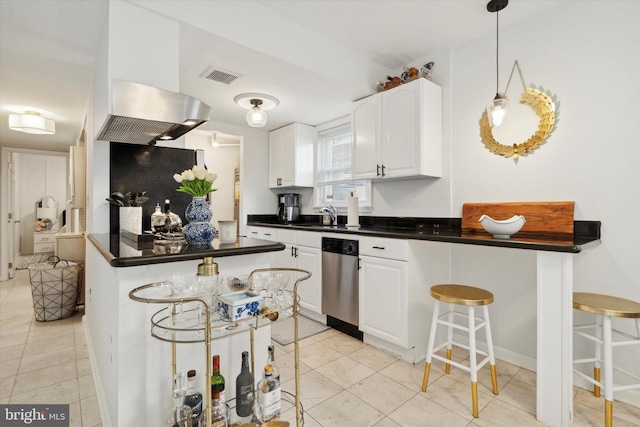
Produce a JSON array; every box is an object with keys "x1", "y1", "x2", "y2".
[{"x1": 150, "y1": 202, "x2": 163, "y2": 231}]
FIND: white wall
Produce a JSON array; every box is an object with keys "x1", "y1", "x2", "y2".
[{"x1": 412, "y1": 2, "x2": 638, "y2": 403}]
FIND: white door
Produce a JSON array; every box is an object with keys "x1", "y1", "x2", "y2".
[
  {"x1": 8, "y1": 154, "x2": 19, "y2": 278},
  {"x1": 351, "y1": 94, "x2": 382, "y2": 180},
  {"x1": 295, "y1": 245, "x2": 322, "y2": 315},
  {"x1": 382, "y1": 81, "x2": 421, "y2": 178},
  {"x1": 359, "y1": 255, "x2": 408, "y2": 347}
]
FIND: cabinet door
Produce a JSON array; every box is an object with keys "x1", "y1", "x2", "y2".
[
  {"x1": 295, "y1": 245, "x2": 322, "y2": 314},
  {"x1": 273, "y1": 243, "x2": 296, "y2": 269},
  {"x1": 352, "y1": 94, "x2": 382, "y2": 180},
  {"x1": 359, "y1": 255, "x2": 408, "y2": 347},
  {"x1": 279, "y1": 124, "x2": 296, "y2": 187},
  {"x1": 268, "y1": 129, "x2": 283, "y2": 188},
  {"x1": 382, "y1": 82, "x2": 421, "y2": 178}
]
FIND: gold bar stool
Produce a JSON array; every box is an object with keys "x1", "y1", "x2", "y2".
[
  {"x1": 421, "y1": 284, "x2": 499, "y2": 418},
  {"x1": 573, "y1": 292, "x2": 640, "y2": 427}
]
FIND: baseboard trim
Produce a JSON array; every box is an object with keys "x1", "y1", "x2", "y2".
[{"x1": 83, "y1": 315, "x2": 112, "y2": 427}]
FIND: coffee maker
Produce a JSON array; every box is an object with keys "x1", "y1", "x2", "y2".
[{"x1": 278, "y1": 193, "x2": 301, "y2": 223}]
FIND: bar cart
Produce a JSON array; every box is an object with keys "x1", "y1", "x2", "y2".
[{"x1": 129, "y1": 264, "x2": 310, "y2": 427}]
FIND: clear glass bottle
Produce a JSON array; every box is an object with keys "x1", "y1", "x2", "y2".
[
  {"x1": 267, "y1": 345, "x2": 280, "y2": 383},
  {"x1": 164, "y1": 372, "x2": 193, "y2": 427},
  {"x1": 210, "y1": 390, "x2": 229, "y2": 427},
  {"x1": 257, "y1": 365, "x2": 281, "y2": 422},
  {"x1": 235, "y1": 351, "x2": 255, "y2": 423},
  {"x1": 211, "y1": 355, "x2": 225, "y2": 402},
  {"x1": 150, "y1": 202, "x2": 163, "y2": 231},
  {"x1": 183, "y1": 370, "x2": 203, "y2": 427},
  {"x1": 152, "y1": 199, "x2": 183, "y2": 232}
]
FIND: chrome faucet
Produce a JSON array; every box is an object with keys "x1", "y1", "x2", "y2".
[{"x1": 320, "y1": 205, "x2": 337, "y2": 225}]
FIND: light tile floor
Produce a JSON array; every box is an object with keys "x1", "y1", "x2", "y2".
[{"x1": 2, "y1": 269, "x2": 639, "y2": 426}]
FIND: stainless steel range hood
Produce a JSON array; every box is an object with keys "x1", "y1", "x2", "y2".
[{"x1": 96, "y1": 79, "x2": 212, "y2": 145}]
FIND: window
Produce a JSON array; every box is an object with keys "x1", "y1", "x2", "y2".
[{"x1": 315, "y1": 122, "x2": 370, "y2": 208}]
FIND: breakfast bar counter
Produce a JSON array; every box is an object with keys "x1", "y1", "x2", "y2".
[
  {"x1": 248, "y1": 216, "x2": 601, "y2": 427},
  {"x1": 84, "y1": 233, "x2": 284, "y2": 426}
]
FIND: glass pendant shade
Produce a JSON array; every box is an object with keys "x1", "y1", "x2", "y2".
[
  {"x1": 246, "y1": 106, "x2": 267, "y2": 127},
  {"x1": 9, "y1": 111, "x2": 55, "y2": 134},
  {"x1": 486, "y1": 95, "x2": 509, "y2": 127}
]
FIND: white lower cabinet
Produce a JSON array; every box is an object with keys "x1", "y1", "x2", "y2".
[
  {"x1": 273, "y1": 230, "x2": 324, "y2": 322},
  {"x1": 359, "y1": 255, "x2": 407, "y2": 347},
  {"x1": 245, "y1": 226, "x2": 278, "y2": 241},
  {"x1": 359, "y1": 236, "x2": 450, "y2": 362}
]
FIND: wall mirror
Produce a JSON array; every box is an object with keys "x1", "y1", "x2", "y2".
[{"x1": 480, "y1": 61, "x2": 556, "y2": 160}]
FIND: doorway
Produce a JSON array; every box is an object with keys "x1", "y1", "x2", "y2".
[{"x1": 0, "y1": 147, "x2": 68, "y2": 281}]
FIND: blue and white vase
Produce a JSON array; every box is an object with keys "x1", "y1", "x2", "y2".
[{"x1": 182, "y1": 197, "x2": 216, "y2": 247}]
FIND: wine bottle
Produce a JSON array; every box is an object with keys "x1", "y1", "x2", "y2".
[
  {"x1": 235, "y1": 351, "x2": 255, "y2": 423},
  {"x1": 211, "y1": 355, "x2": 225, "y2": 402},
  {"x1": 257, "y1": 365, "x2": 281, "y2": 422},
  {"x1": 183, "y1": 369, "x2": 203, "y2": 426},
  {"x1": 267, "y1": 345, "x2": 280, "y2": 383}
]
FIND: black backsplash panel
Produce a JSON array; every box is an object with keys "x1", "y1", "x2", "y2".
[{"x1": 109, "y1": 142, "x2": 197, "y2": 234}]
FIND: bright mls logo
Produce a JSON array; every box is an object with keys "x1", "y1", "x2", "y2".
[{"x1": 1, "y1": 404, "x2": 69, "y2": 426}]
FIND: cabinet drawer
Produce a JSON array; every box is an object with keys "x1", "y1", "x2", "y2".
[
  {"x1": 246, "y1": 227, "x2": 278, "y2": 241},
  {"x1": 295, "y1": 230, "x2": 321, "y2": 248},
  {"x1": 359, "y1": 236, "x2": 407, "y2": 261},
  {"x1": 34, "y1": 242, "x2": 55, "y2": 253},
  {"x1": 34, "y1": 233, "x2": 56, "y2": 244},
  {"x1": 277, "y1": 229, "x2": 297, "y2": 244}
]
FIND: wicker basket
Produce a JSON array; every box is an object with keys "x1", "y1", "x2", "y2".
[{"x1": 29, "y1": 256, "x2": 81, "y2": 322}]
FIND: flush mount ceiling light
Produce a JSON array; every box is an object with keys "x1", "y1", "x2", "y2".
[
  {"x1": 486, "y1": 0, "x2": 509, "y2": 128},
  {"x1": 234, "y1": 93, "x2": 279, "y2": 128},
  {"x1": 9, "y1": 111, "x2": 56, "y2": 135}
]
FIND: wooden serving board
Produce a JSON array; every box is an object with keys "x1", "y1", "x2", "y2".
[{"x1": 462, "y1": 201, "x2": 575, "y2": 235}]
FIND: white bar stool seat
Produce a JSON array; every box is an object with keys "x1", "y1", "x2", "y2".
[
  {"x1": 573, "y1": 292, "x2": 640, "y2": 427},
  {"x1": 421, "y1": 284, "x2": 498, "y2": 418}
]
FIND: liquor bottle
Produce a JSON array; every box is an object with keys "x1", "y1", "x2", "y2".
[
  {"x1": 257, "y1": 365, "x2": 281, "y2": 422},
  {"x1": 267, "y1": 345, "x2": 280, "y2": 382},
  {"x1": 211, "y1": 355, "x2": 225, "y2": 402},
  {"x1": 210, "y1": 390, "x2": 229, "y2": 427},
  {"x1": 183, "y1": 370, "x2": 203, "y2": 426},
  {"x1": 235, "y1": 351, "x2": 255, "y2": 423},
  {"x1": 164, "y1": 372, "x2": 193, "y2": 427}
]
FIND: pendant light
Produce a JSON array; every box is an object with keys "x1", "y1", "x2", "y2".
[
  {"x1": 9, "y1": 111, "x2": 56, "y2": 135},
  {"x1": 486, "y1": 0, "x2": 509, "y2": 128},
  {"x1": 234, "y1": 93, "x2": 279, "y2": 128}
]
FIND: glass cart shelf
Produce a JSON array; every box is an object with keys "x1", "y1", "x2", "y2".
[{"x1": 128, "y1": 267, "x2": 310, "y2": 427}]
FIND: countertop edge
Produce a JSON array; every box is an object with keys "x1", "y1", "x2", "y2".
[
  {"x1": 88, "y1": 234, "x2": 286, "y2": 267},
  {"x1": 247, "y1": 221, "x2": 601, "y2": 253}
]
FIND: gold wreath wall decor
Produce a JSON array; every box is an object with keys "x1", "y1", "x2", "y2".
[{"x1": 480, "y1": 61, "x2": 556, "y2": 160}]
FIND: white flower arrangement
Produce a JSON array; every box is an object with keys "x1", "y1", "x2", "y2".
[{"x1": 173, "y1": 166, "x2": 218, "y2": 197}]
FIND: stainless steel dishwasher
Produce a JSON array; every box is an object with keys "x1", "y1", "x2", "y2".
[{"x1": 322, "y1": 237, "x2": 362, "y2": 340}]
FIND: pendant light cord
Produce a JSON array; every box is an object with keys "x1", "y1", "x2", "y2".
[{"x1": 495, "y1": 10, "x2": 500, "y2": 95}]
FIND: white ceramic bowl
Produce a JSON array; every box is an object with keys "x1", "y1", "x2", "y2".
[{"x1": 478, "y1": 214, "x2": 526, "y2": 238}]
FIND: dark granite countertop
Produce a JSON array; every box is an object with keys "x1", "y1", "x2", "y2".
[
  {"x1": 88, "y1": 233, "x2": 285, "y2": 267},
  {"x1": 247, "y1": 215, "x2": 601, "y2": 253}
]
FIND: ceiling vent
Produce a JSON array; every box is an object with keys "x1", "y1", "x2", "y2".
[{"x1": 201, "y1": 66, "x2": 242, "y2": 85}]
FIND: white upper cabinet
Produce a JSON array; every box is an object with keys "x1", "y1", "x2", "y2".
[
  {"x1": 352, "y1": 78, "x2": 442, "y2": 180},
  {"x1": 268, "y1": 123, "x2": 315, "y2": 188}
]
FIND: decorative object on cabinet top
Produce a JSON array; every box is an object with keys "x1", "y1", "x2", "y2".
[{"x1": 377, "y1": 61, "x2": 435, "y2": 92}]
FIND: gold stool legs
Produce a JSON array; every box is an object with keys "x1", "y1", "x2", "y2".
[
  {"x1": 594, "y1": 367, "x2": 601, "y2": 397},
  {"x1": 605, "y1": 400, "x2": 612, "y2": 427},
  {"x1": 422, "y1": 362, "x2": 431, "y2": 392},
  {"x1": 471, "y1": 381, "x2": 479, "y2": 418},
  {"x1": 445, "y1": 348, "x2": 452, "y2": 374},
  {"x1": 490, "y1": 364, "x2": 498, "y2": 395}
]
